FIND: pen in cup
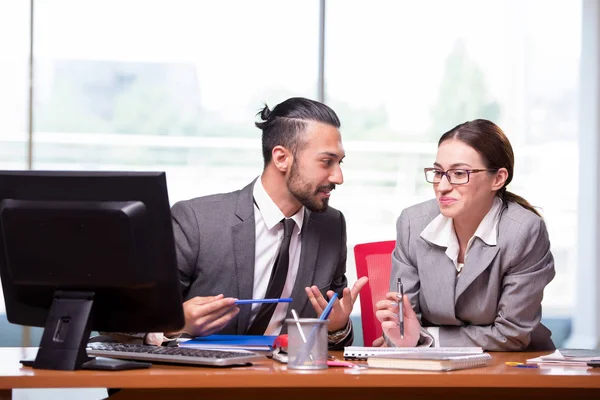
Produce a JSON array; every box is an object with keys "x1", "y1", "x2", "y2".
[
  {"x1": 291, "y1": 309, "x2": 308, "y2": 343},
  {"x1": 397, "y1": 277, "x2": 404, "y2": 339},
  {"x1": 291, "y1": 308, "x2": 314, "y2": 362},
  {"x1": 295, "y1": 292, "x2": 338, "y2": 365}
]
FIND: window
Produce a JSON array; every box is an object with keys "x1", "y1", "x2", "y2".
[
  {"x1": 0, "y1": 2, "x2": 29, "y2": 171},
  {"x1": 326, "y1": 0, "x2": 580, "y2": 317},
  {"x1": 33, "y1": 0, "x2": 319, "y2": 202},
  {"x1": 0, "y1": 1, "x2": 30, "y2": 318}
]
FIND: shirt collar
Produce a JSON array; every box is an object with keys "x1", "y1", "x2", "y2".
[
  {"x1": 473, "y1": 196, "x2": 503, "y2": 246},
  {"x1": 420, "y1": 196, "x2": 503, "y2": 271},
  {"x1": 421, "y1": 196, "x2": 504, "y2": 249},
  {"x1": 420, "y1": 211, "x2": 460, "y2": 264},
  {"x1": 253, "y1": 176, "x2": 304, "y2": 233}
]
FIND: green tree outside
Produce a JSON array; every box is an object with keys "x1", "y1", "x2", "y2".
[{"x1": 429, "y1": 39, "x2": 501, "y2": 140}]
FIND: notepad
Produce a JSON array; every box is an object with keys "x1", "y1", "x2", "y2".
[
  {"x1": 343, "y1": 346, "x2": 483, "y2": 360},
  {"x1": 178, "y1": 334, "x2": 277, "y2": 352},
  {"x1": 367, "y1": 352, "x2": 492, "y2": 371}
]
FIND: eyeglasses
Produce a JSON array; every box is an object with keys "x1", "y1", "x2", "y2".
[{"x1": 424, "y1": 168, "x2": 499, "y2": 185}]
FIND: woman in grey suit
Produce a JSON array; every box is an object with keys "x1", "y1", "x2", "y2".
[{"x1": 375, "y1": 119, "x2": 555, "y2": 351}]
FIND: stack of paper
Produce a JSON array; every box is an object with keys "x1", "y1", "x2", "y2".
[{"x1": 526, "y1": 349, "x2": 600, "y2": 367}]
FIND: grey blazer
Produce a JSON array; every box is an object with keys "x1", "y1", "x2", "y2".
[
  {"x1": 171, "y1": 180, "x2": 352, "y2": 347},
  {"x1": 391, "y1": 199, "x2": 556, "y2": 351}
]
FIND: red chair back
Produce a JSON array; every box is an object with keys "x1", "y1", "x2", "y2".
[{"x1": 354, "y1": 240, "x2": 395, "y2": 347}]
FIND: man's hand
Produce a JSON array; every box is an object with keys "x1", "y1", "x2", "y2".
[
  {"x1": 305, "y1": 276, "x2": 368, "y2": 332},
  {"x1": 167, "y1": 294, "x2": 239, "y2": 337},
  {"x1": 375, "y1": 292, "x2": 421, "y2": 347}
]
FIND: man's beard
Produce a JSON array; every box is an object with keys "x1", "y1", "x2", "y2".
[{"x1": 287, "y1": 162, "x2": 335, "y2": 212}]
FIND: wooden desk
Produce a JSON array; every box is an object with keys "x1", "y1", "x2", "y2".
[{"x1": 0, "y1": 348, "x2": 598, "y2": 400}]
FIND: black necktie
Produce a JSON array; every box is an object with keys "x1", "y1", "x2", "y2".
[{"x1": 246, "y1": 218, "x2": 295, "y2": 335}]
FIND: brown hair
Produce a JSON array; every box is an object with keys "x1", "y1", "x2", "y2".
[{"x1": 438, "y1": 119, "x2": 540, "y2": 217}]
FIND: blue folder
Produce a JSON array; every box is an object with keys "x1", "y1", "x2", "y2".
[{"x1": 179, "y1": 334, "x2": 278, "y2": 351}]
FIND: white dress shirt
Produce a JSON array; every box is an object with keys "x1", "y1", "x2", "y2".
[
  {"x1": 250, "y1": 177, "x2": 304, "y2": 335},
  {"x1": 145, "y1": 177, "x2": 304, "y2": 346},
  {"x1": 418, "y1": 196, "x2": 503, "y2": 346}
]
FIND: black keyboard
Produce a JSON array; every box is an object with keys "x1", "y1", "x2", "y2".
[{"x1": 86, "y1": 342, "x2": 265, "y2": 367}]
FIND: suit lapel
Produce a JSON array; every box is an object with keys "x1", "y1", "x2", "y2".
[
  {"x1": 419, "y1": 243, "x2": 457, "y2": 322},
  {"x1": 455, "y1": 239, "x2": 499, "y2": 301},
  {"x1": 455, "y1": 200, "x2": 505, "y2": 301},
  {"x1": 289, "y1": 211, "x2": 321, "y2": 318},
  {"x1": 232, "y1": 181, "x2": 257, "y2": 334}
]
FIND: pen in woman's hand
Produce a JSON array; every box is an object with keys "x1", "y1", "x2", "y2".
[{"x1": 396, "y1": 278, "x2": 404, "y2": 339}]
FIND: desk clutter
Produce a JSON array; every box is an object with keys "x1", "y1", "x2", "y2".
[
  {"x1": 527, "y1": 348, "x2": 600, "y2": 368},
  {"x1": 85, "y1": 341, "x2": 600, "y2": 371},
  {"x1": 271, "y1": 335, "x2": 362, "y2": 368}
]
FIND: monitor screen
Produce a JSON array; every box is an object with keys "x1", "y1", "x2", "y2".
[{"x1": 0, "y1": 171, "x2": 184, "y2": 370}]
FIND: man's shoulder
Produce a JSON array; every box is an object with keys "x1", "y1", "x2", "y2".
[
  {"x1": 171, "y1": 182, "x2": 252, "y2": 214},
  {"x1": 174, "y1": 190, "x2": 240, "y2": 209}
]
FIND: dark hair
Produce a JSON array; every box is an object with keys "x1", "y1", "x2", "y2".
[
  {"x1": 438, "y1": 119, "x2": 540, "y2": 217},
  {"x1": 255, "y1": 97, "x2": 341, "y2": 167}
]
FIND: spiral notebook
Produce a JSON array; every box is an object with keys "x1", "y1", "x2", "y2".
[
  {"x1": 367, "y1": 352, "x2": 492, "y2": 371},
  {"x1": 344, "y1": 346, "x2": 483, "y2": 360}
]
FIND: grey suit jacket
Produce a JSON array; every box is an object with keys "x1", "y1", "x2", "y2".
[
  {"x1": 391, "y1": 199, "x2": 556, "y2": 351},
  {"x1": 171, "y1": 180, "x2": 352, "y2": 348}
]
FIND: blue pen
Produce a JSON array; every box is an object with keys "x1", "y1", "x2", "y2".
[
  {"x1": 319, "y1": 292, "x2": 338, "y2": 320},
  {"x1": 234, "y1": 298, "x2": 292, "y2": 305}
]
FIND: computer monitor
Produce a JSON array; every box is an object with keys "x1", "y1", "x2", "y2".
[{"x1": 0, "y1": 171, "x2": 184, "y2": 370}]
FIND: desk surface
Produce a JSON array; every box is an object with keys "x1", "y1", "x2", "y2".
[{"x1": 0, "y1": 348, "x2": 598, "y2": 400}]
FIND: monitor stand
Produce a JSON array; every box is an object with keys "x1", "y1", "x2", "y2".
[{"x1": 21, "y1": 290, "x2": 150, "y2": 371}]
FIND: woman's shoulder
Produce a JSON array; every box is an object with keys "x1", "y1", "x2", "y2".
[
  {"x1": 399, "y1": 199, "x2": 439, "y2": 222},
  {"x1": 499, "y1": 201, "x2": 552, "y2": 264},
  {"x1": 502, "y1": 200, "x2": 544, "y2": 224},
  {"x1": 499, "y1": 200, "x2": 547, "y2": 239}
]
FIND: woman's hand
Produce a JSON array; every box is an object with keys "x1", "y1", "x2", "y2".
[{"x1": 375, "y1": 292, "x2": 422, "y2": 347}]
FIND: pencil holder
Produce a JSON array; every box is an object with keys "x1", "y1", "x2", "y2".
[{"x1": 285, "y1": 318, "x2": 329, "y2": 370}]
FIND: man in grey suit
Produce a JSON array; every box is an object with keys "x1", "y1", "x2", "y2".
[{"x1": 154, "y1": 97, "x2": 367, "y2": 349}]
